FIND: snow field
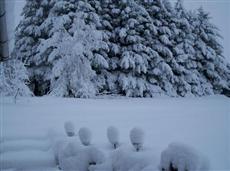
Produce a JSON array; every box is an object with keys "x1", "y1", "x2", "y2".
[
  {"x1": 0, "y1": 139, "x2": 50, "y2": 153},
  {"x1": 0, "y1": 96, "x2": 229, "y2": 171}
]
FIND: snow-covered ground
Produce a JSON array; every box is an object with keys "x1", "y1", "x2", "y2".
[{"x1": 0, "y1": 96, "x2": 229, "y2": 171}]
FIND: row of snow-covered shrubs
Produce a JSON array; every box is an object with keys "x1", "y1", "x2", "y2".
[
  {"x1": 65, "y1": 121, "x2": 144, "y2": 151},
  {"x1": 50, "y1": 121, "x2": 209, "y2": 171}
]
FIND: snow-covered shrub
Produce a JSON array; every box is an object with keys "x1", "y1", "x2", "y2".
[
  {"x1": 159, "y1": 142, "x2": 209, "y2": 171},
  {"x1": 58, "y1": 141, "x2": 82, "y2": 169},
  {"x1": 130, "y1": 127, "x2": 145, "y2": 151},
  {"x1": 64, "y1": 121, "x2": 75, "y2": 137},
  {"x1": 108, "y1": 147, "x2": 155, "y2": 171},
  {"x1": 107, "y1": 126, "x2": 120, "y2": 149},
  {"x1": 58, "y1": 142, "x2": 78, "y2": 160},
  {"x1": 0, "y1": 59, "x2": 31, "y2": 97},
  {"x1": 60, "y1": 146, "x2": 105, "y2": 171},
  {"x1": 47, "y1": 129, "x2": 80, "y2": 166},
  {"x1": 79, "y1": 127, "x2": 92, "y2": 146}
]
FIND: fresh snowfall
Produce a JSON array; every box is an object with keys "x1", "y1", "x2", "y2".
[
  {"x1": 0, "y1": 0, "x2": 230, "y2": 171},
  {"x1": 0, "y1": 96, "x2": 230, "y2": 171}
]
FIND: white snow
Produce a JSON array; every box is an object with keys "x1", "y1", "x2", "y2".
[
  {"x1": 109, "y1": 146, "x2": 157, "y2": 171},
  {"x1": 64, "y1": 121, "x2": 75, "y2": 137},
  {"x1": 107, "y1": 126, "x2": 120, "y2": 149},
  {"x1": 60, "y1": 146, "x2": 105, "y2": 171},
  {"x1": 0, "y1": 139, "x2": 50, "y2": 153},
  {"x1": 130, "y1": 127, "x2": 145, "y2": 151},
  {"x1": 0, "y1": 96, "x2": 229, "y2": 171},
  {"x1": 0, "y1": 150, "x2": 55, "y2": 169},
  {"x1": 78, "y1": 127, "x2": 92, "y2": 146},
  {"x1": 159, "y1": 142, "x2": 209, "y2": 171}
]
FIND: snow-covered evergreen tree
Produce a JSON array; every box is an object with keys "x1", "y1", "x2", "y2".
[
  {"x1": 136, "y1": 0, "x2": 179, "y2": 96},
  {"x1": 170, "y1": 0, "x2": 196, "y2": 97},
  {"x1": 0, "y1": 59, "x2": 31, "y2": 96},
  {"x1": 117, "y1": 0, "x2": 159, "y2": 97},
  {"x1": 12, "y1": 0, "x2": 230, "y2": 98},
  {"x1": 191, "y1": 7, "x2": 230, "y2": 95},
  {"x1": 43, "y1": 11, "x2": 103, "y2": 97},
  {"x1": 13, "y1": 0, "x2": 54, "y2": 95}
]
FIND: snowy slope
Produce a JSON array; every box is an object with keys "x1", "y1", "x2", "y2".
[{"x1": 0, "y1": 96, "x2": 229, "y2": 171}]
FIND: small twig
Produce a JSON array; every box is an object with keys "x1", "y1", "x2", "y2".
[{"x1": 14, "y1": 88, "x2": 19, "y2": 104}]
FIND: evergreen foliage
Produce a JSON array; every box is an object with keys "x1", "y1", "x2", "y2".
[{"x1": 12, "y1": 0, "x2": 230, "y2": 97}]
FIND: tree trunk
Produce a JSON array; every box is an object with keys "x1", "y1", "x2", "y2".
[{"x1": 0, "y1": 0, "x2": 9, "y2": 62}]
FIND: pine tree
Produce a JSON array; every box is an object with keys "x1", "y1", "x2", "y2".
[
  {"x1": 13, "y1": 0, "x2": 54, "y2": 95},
  {"x1": 192, "y1": 7, "x2": 230, "y2": 95},
  {"x1": 14, "y1": 0, "x2": 53, "y2": 64},
  {"x1": 48, "y1": 14, "x2": 103, "y2": 98},
  {"x1": 12, "y1": 0, "x2": 230, "y2": 98},
  {"x1": 170, "y1": 0, "x2": 196, "y2": 96},
  {"x1": 135, "y1": 0, "x2": 178, "y2": 96},
  {"x1": 87, "y1": 0, "x2": 122, "y2": 95}
]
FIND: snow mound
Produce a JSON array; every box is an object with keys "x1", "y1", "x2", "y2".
[
  {"x1": 108, "y1": 147, "x2": 157, "y2": 171},
  {"x1": 79, "y1": 127, "x2": 92, "y2": 146},
  {"x1": 60, "y1": 146, "x2": 105, "y2": 171},
  {"x1": 159, "y1": 142, "x2": 209, "y2": 171},
  {"x1": 64, "y1": 121, "x2": 75, "y2": 137},
  {"x1": 48, "y1": 132, "x2": 80, "y2": 165},
  {"x1": 130, "y1": 127, "x2": 145, "y2": 151},
  {"x1": 107, "y1": 126, "x2": 119, "y2": 149}
]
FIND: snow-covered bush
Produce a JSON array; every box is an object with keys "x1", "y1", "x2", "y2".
[
  {"x1": 107, "y1": 126, "x2": 120, "y2": 149},
  {"x1": 0, "y1": 59, "x2": 31, "y2": 97},
  {"x1": 64, "y1": 121, "x2": 75, "y2": 137},
  {"x1": 79, "y1": 127, "x2": 92, "y2": 146},
  {"x1": 130, "y1": 127, "x2": 145, "y2": 151},
  {"x1": 58, "y1": 141, "x2": 82, "y2": 169},
  {"x1": 47, "y1": 129, "x2": 80, "y2": 166},
  {"x1": 60, "y1": 146, "x2": 105, "y2": 171},
  {"x1": 108, "y1": 147, "x2": 155, "y2": 171},
  {"x1": 159, "y1": 142, "x2": 209, "y2": 171}
]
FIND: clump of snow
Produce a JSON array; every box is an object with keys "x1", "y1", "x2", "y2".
[
  {"x1": 58, "y1": 141, "x2": 82, "y2": 169},
  {"x1": 107, "y1": 126, "x2": 119, "y2": 149},
  {"x1": 159, "y1": 142, "x2": 210, "y2": 171},
  {"x1": 108, "y1": 147, "x2": 156, "y2": 171},
  {"x1": 46, "y1": 129, "x2": 80, "y2": 166},
  {"x1": 130, "y1": 127, "x2": 145, "y2": 151},
  {"x1": 79, "y1": 127, "x2": 92, "y2": 146},
  {"x1": 60, "y1": 146, "x2": 105, "y2": 171},
  {"x1": 64, "y1": 121, "x2": 75, "y2": 137}
]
